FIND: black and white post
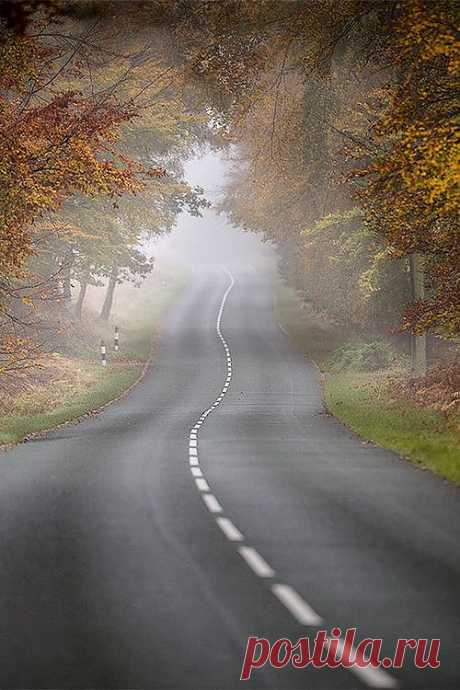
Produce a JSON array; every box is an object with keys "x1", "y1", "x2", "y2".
[
  {"x1": 100, "y1": 339, "x2": 107, "y2": 367},
  {"x1": 114, "y1": 325, "x2": 119, "y2": 352}
]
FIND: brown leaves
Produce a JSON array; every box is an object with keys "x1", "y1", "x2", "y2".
[
  {"x1": 0, "y1": 39, "x2": 146, "y2": 277},
  {"x1": 390, "y1": 360, "x2": 460, "y2": 417}
]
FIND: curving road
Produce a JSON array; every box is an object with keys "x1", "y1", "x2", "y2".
[{"x1": 0, "y1": 265, "x2": 459, "y2": 689}]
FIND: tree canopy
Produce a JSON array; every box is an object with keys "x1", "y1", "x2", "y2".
[{"x1": 0, "y1": 0, "x2": 458, "y2": 378}]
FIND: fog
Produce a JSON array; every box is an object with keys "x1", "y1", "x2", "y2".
[
  {"x1": 0, "y1": 5, "x2": 457, "y2": 687},
  {"x1": 1, "y1": 0, "x2": 455, "y2": 386},
  {"x1": 153, "y1": 150, "x2": 275, "y2": 269}
]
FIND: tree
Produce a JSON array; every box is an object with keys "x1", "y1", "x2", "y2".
[
  {"x1": 354, "y1": 0, "x2": 460, "y2": 338},
  {"x1": 0, "y1": 4, "x2": 210, "y2": 375},
  {"x1": 175, "y1": 0, "x2": 459, "y2": 346}
]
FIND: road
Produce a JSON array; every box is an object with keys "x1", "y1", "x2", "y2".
[{"x1": 0, "y1": 265, "x2": 458, "y2": 689}]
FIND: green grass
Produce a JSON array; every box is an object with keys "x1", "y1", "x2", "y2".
[
  {"x1": 275, "y1": 277, "x2": 460, "y2": 485},
  {"x1": 0, "y1": 267, "x2": 187, "y2": 446},
  {"x1": 0, "y1": 366, "x2": 140, "y2": 446},
  {"x1": 326, "y1": 373, "x2": 460, "y2": 484}
]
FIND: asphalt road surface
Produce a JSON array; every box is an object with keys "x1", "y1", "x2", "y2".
[{"x1": 0, "y1": 265, "x2": 459, "y2": 689}]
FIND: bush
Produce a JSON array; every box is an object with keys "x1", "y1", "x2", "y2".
[{"x1": 330, "y1": 340, "x2": 399, "y2": 372}]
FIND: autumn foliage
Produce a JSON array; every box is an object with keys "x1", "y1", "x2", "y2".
[
  {"x1": 175, "y1": 0, "x2": 459, "y2": 343},
  {"x1": 0, "y1": 0, "x2": 458, "y2": 383},
  {"x1": 355, "y1": 0, "x2": 460, "y2": 335},
  {"x1": 0, "y1": 5, "x2": 206, "y2": 379}
]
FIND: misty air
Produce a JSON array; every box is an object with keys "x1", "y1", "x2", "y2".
[{"x1": 0, "y1": 2, "x2": 458, "y2": 689}]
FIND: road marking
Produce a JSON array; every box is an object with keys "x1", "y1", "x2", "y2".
[
  {"x1": 185, "y1": 267, "x2": 399, "y2": 690},
  {"x1": 238, "y1": 546, "x2": 275, "y2": 578},
  {"x1": 271, "y1": 584, "x2": 323, "y2": 626},
  {"x1": 216, "y1": 517, "x2": 244, "y2": 542},
  {"x1": 330, "y1": 638, "x2": 399, "y2": 688},
  {"x1": 195, "y1": 477, "x2": 210, "y2": 492},
  {"x1": 202, "y1": 493, "x2": 223, "y2": 514},
  {"x1": 349, "y1": 665, "x2": 399, "y2": 689}
]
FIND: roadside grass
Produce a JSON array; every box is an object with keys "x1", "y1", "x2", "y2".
[
  {"x1": 327, "y1": 373, "x2": 460, "y2": 484},
  {"x1": 0, "y1": 266, "x2": 187, "y2": 446},
  {"x1": 275, "y1": 278, "x2": 460, "y2": 486},
  {"x1": 0, "y1": 365, "x2": 139, "y2": 446}
]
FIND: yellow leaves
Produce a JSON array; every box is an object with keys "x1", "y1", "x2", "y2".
[
  {"x1": 0, "y1": 29, "x2": 156, "y2": 290},
  {"x1": 397, "y1": 0, "x2": 460, "y2": 69}
]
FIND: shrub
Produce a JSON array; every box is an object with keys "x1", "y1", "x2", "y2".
[{"x1": 330, "y1": 340, "x2": 399, "y2": 372}]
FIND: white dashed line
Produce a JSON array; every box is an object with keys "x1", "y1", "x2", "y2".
[
  {"x1": 202, "y1": 493, "x2": 223, "y2": 514},
  {"x1": 185, "y1": 268, "x2": 395, "y2": 690},
  {"x1": 349, "y1": 666, "x2": 399, "y2": 689},
  {"x1": 238, "y1": 546, "x2": 275, "y2": 578},
  {"x1": 330, "y1": 639, "x2": 399, "y2": 688},
  {"x1": 195, "y1": 477, "x2": 210, "y2": 492},
  {"x1": 271, "y1": 583, "x2": 323, "y2": 626},
  {"x1": 216, "y1": 517, "x2": 244, "y2": 542}
]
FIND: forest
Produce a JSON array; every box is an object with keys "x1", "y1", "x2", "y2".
[
  {"x1": 0, "y1": 5, "x2": 459, "y2": 688},
  {"x1": 0, "y1": 0, "x2": 458, "y2": 458}
]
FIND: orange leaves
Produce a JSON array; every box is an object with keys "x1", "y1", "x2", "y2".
[
  {"x1": 0, "y1": 33, "x2": 147, "y2": 278},
  {"x1": 0, "y1": 18, "x2": 165, "y2": 375}
]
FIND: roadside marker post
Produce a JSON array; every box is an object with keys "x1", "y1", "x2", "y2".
[
  {"x1": 100, "y1": 339, "x2": 107, "y2": 367},
  {"x1": 114, "y1": 325, "x2": 119, "y2": 352}
]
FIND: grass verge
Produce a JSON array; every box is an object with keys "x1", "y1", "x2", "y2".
[
  {"x1": 275, "y1": 278, "x2": 460, "y2": 485},
  {"x1": 0, "y1": 366, "x2": 140, "y2": 446},
  {"x1": 0, "y1": 266, "x2": 187, "y2": 446}
]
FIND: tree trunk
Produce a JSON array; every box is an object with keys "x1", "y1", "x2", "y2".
[
  {"x1": 75, "y1": 281, "x2": 87, "y2": 320},
  {"x1": 409, "y1": 252, "x2": 426, "y2": 377},
  {"x1": 100, "y1": 268, "x2": 118, "y2": 321},
  {"x1": 61, "y1": 249, "x2": 74, "y2": 302},
  {"x1": 62, "y1": 264, "x2": 72, "y2": 301}
]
